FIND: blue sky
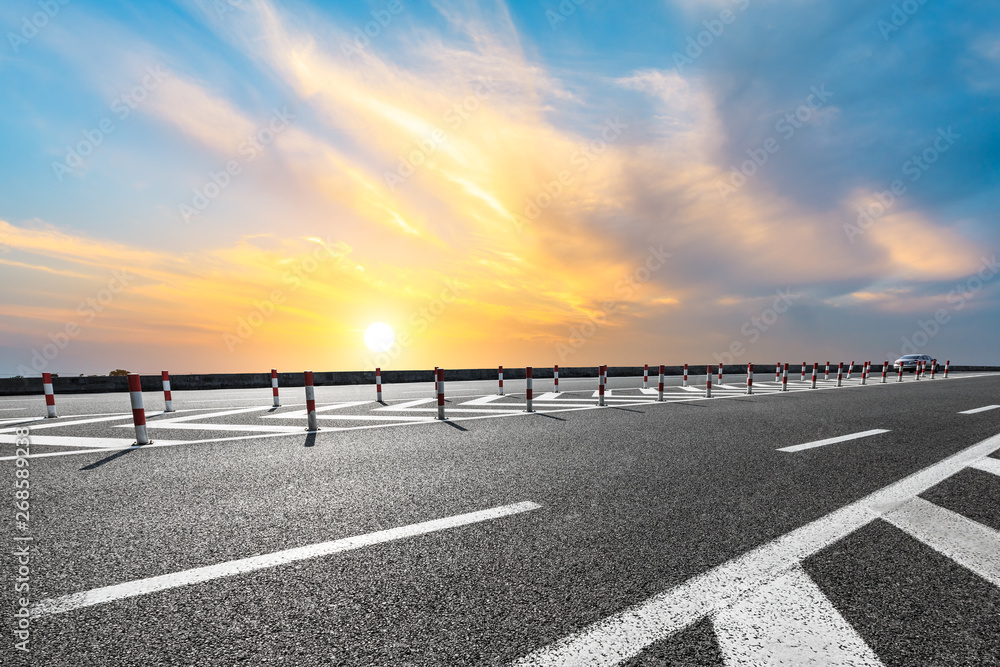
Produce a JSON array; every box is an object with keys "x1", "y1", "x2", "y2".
[{"x1": 1, "y1": 0, "x2": 998, "y2": 375}]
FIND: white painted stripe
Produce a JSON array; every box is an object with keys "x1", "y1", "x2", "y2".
[
  {"x1": 712, "y1": 565, "x2": 883, "y2": 666},
  {"x1": 0, "y1": 414, "x2": 135, "y2": 433},
  {"x1": 0, "y1": 435, "x2": 185, "y2": 449},
  {"x1": 969, "y1": 457, "x2": 1000, "y2": 478},
  {"x1": 461, "y1": 394, "x2": 510, "y2": 405},
  {"x1": 882, "y1": 497, "x2": 1000, "y2": 587},
  {"x1": 959, "y1": 405, "x2": 1000, "y2": 415},
  {"x1": 373, "y1": 398, "x2": 435, "y2": 410},
  {"x1": 274, "y1": 413, "x2": 435, "y2": 422},
  {"x1": 510, "y1": 432, "x2": 1000, "y2": 667},
  {"x1": 777, "y1": 429, "x2": 890, "y2": 453},
  {"x1": 120, "y1": 422, "x2": 304, "y2": 433},
  {"x1": 32, "y1": 501, "x2": 542, "y2": 617}
]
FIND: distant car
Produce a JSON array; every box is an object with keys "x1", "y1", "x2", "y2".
[{"x1": 894, "y1": 354, "x2": 934, "y2": 373}]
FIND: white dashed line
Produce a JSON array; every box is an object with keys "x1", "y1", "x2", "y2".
[
  {"x1": 959, "y1": 405, "x2": 1000, "y2": 414},
  {"x1": 31, "y1": 501, "x2": 542, "y2": 618},
  {"x1": 777, "y1": 429, "x2": 890, "y2": 453}
]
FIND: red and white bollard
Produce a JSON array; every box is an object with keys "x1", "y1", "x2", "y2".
[
  {"x1": 944, "y1": 360, "x2": 950, "y2": 378},
  {"x1": 706, "y1": 365, "x2": 713, "y2": 398},
  {"x1": 304, "y1": 371, "x2": 319, "y2": 431},
  {"x1": 824, "y1": 362, "x2": 830, "y2": 381},
  {"x1": 881, "y1": 361, "x2": 888, "y2": 384},
  {"x1": 434, "y1": 366, "x2": 439, "y2": 395},
  {"x1": 498, "y1": 365, "x2": 504, "y2": 396},
  {"x1": 915, "y1": 361, "x2": 921, "y2": 380},
  {"x1": 847, "y1": 361, "x2": 854, "y2": 380},
  {"x1": 598, "y1": 365, "x2": 606, "y2": 406},
  {"x1": 554, "y1": 364, "x2": 560, "y2": 393},
  {"x1": 375, "y1": 367, "x2": 383, "y2": 402},
  {"x1": 643, "y1": 364, "x2": 649, "y2": 390},
  {"x1": 436, "y1": 368, "x2": 445, "y2": 420},
  {"x1": 861, "y1": 362, "x2": 867, "y2": 386},
  {"x1": 897, "y1": 362, "x2": 904, "y2": 382},
  {"x1": 162, "y1": 370, "x2": 174, "y2": 412},
  {"x1": 657, "y1": 364, "x2": 665, "y2": 402},
  {"x1": 127, "y1": 373, "x2": 150, "y2": 445},
  {"x1": 746, "y1": 363, "x2": 754, "y2": 395},
  {"x1": 837, "y1": 362, "x2": 844, "y2": 387},
  {"x1": 271, "y1": 368, "x2": 280, "y2": 407},
  {"x1": 718, "y1": 363, "x2": 724, "y2": 385},
  {"x1": 930, "y1": 359, "x2": 937, "y2": 379},
  {"x1": 800, "y1": 362, "x2": 806, "y2": 382},
  {"x1": 525, "y1": 366, "x2": 534, "y2": 413},
  {"x1": 811, "y1": 362, "x2": 818, "y2": 389},
  {"x1": 42, "y1": 372, "x2": 56, "y2": 418},
  {"x1": 781, "y1": 363, "x2": 789, "y2": 392},
  {"x1": 683, "y1": 363, "x2": 689, "y2": 388},
  {"x1": 775, "y1": 362, "x2": 781, "y2": 384}
]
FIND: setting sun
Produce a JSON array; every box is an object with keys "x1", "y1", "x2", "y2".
[{"x1": 363, "y1": 322, "x2": 395, "y2": 353}]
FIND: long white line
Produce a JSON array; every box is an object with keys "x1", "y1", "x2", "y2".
[
  {"x1": 969, "y1": 457, "x2": 1000, "y2": 478},
  {"x1": 777, "y1": 429, "x2": 890, "y2": 453},
  {"x1": 510, "y1": 432, "x2": 1000, "y2": 666},
  {"x1": 959, "y1": 405, "x2": 1000, "y2": 415},
  {"x1": 32, "y1": 501, "x2": 542, "y2": 618},
  {"x1": 712, "y1": 565, "x2": 883, "y2": 666},
  {"x1": 0, "y1": 435, "x2": 186, "y2": 449},
  {"x1": 882, "y1": 497, "x2": 1000, "y2": 587}
]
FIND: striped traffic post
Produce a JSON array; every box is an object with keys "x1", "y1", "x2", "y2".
[
  {"x1": 525, "y1": 366, "x2": 534, "y2": 413},
  {"x1": 433, "y1": 366, "x2": 439, "y2": 396},
  {"x1": 161, "y1": 371, "x2": 174, "y2": 412},
  {"x1": 498, "y1": 365, "x2": 504, "y2": 396},
  {"x1": 706, "y1": 365, "x2": 712, "y2": 398},
  {"x1": 746, "y1": 363, "x2": 754, "y2": 395},
  {"x1": 718, "y1": 363, "x2": 724, "y2": 385},
  {"x1": 824, "y1": 362, "x2": 830, "y2": 381},
  {"x1": 42, "y1": 372, "x2": 56, "y2": 418},
  {"x1": 944, "y1": 360, "x2": 950, "y2": 378},
  {"x1": 598, "y1": 365, "x2": 606, "y2": 406},
  {"x1": 861, "y1": 362, "x2": 867, "y2": 386},
  {"x1": 837, "y1": 362, "x2": 844, "y2": 387},
  {"x1": 304, "y1": 371, "x2": 319, "y2": 431},
  {"x1": 271, "y1": 368, "x2": 280, "y2": 407},
  {"x1": 781, "y1": 363, "x2": 789, "y2": 392},
  {"x1": 800, "y1": 362, "x2": 806, "y2": 382},
  {"x1": 775, "y1": 362, "x2": 781, "y2": 384},
  {"x1": 847, "y1": 361, "x2": 854, "y2": 380},
  {"x1": 127, "y1": 373, "x2": 150, "y2": 445},
  {"x1": 897, "y1": 362, "x2": 904, "y2": 382},
  {"x1": 554, "y1": 364, "x2": 560, "y2": 393},
  {"x1": 930, "y1": 359, "x2": 937, "y2": 379},
  {"x1": 436, "y1": 368, "x2": 445, "y2": 420},
  {"x1": 915, "y1": 361, "x2": 921, "y2": 380},
  {"x1": 881, "y1": 361, "x2": 888, "y2": 384},
  {"x1": 811, "y1": 362, "x2": 818, "y2": 389},
  {"x1": 657, "y1": 364, "x2": 665, "y2": 402},
  {"x1": 375, "y1": 367, "x2": 383, "y2": 402},
  {"x1": 682, "y1": 363, "x2": 688, "y2": 388},
  {"x1": 643, "y1": 364, "x2": 648, "y2": 389}
]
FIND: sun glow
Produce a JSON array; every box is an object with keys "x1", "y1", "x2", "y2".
[{"x1": 364, "y1": 322, "x2": 395, "y2": 352}]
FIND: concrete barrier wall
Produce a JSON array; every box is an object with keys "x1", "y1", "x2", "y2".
[{"x1": 1, "y1": 364, "x2": 997, "y2": 396}]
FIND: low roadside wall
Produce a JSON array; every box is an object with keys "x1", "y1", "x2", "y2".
[{"x1": 1, "y1": 364, "x2": 997, "y2": 396}]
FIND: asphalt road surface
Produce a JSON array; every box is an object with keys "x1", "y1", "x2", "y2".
[{"x1": 2, "y1": 371, "x2": 999, "y2": 665}]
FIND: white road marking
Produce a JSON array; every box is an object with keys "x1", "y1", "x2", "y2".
[
  {"x1": 0, "y1": 434, "x2": 185, "y2": 449},
  {"x1": 510, "y1": 431, "x2": 1000, "y2": 666},
  {"x1": 959, "y1": 405, "x2": 1000, "y2": 415},
  {"x1": 777, "y1": 429, "x2": 890, "y2": 453},
  {"x1": 712, "y1": 565, "x2": 883, "y2": 666},
  {"x1": 121, "y1": 422, "x2": 304, "y2": 433},
  {"x1": 373, "y1": 398, "x2": 436, "y2": 410},
  {"x1": 0, "y1": 414, "x2": 134, "y2": 433},
  {"x1": 31, "y1": 501, "x2": 542, "y2": 617},
  {"x1": 969, "y1": 457, "x2": 1000, "y2": 478},
  {"x1": 461, "y1": 395, "x2": 510, "y2": 405},
  {"x1": 882, "y1": 497, "x2": 1000, "y2": 587}
]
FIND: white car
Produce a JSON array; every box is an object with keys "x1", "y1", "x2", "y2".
[{"x1": 893, "y1": 354, "x2": 934, "y2": 373}]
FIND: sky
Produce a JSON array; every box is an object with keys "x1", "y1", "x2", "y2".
[{"x1": 1, "y1": 0, "x2": 998, "y2": 376}]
